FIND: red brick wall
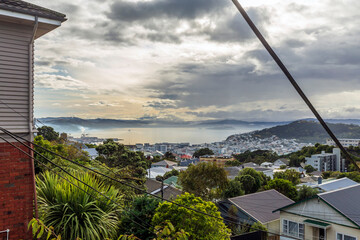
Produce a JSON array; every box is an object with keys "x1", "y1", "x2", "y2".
[{"x1": 0, "y1": 142, "x2": 34, "y2": 240}]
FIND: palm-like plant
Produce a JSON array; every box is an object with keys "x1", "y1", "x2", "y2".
[{"x1": 36, "y1": 171, "x2": 121, "y2": 240}]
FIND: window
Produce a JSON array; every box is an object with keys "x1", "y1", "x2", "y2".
[
  {"x1": 337, "y1": 233, "x2": 357, "y2": 240},
  {"x1": 283, "y1": 219, "x2": 304, "y2": 239}
]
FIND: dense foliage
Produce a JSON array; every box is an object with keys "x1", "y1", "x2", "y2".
[
  {"x1": 235, "y1": 168, "x2": 268, "y2": 194},
  {"x1": 297, "y1": 185, "x2": 319, "y2": 201},
  {"x1": 228, "y1": 150, "x2": 279, "y2": 166},
  {"x1": 119, "y1": 195, "x2": 161, "y2": 240},
  {"x1": 322, "y1": 171, "x2": 360, "y2": 182},
  {"x1": 273, "y1": 169, "x2": 301, "y2": 185},
  {"x1": 96, "y1": 139, "x2": 149, "y2": 180},
  {"x1": 37, "y1": 126, "x2": 59, "y2": 141},
  {"x1": 152, "y1": 193, "x2": 231, "y2": 240},
  {"x1": 222, "y1": 180, "x2": 245, "y2": 199},
  {"x1": 36, "y1": 171, "x2": 121, "y2": 240},
  {"x1": 263, "y1": 179, "x2": 298, "y2": 200},
  {"x1": 178, "y1": 162, "x2": 229, "y2": 200},
  {"x1": 193, "y1": 148, "x2": 214, "y2": 158}
]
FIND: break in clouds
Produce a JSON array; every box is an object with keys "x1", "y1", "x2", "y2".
[{"x1": 32, "y1": 0, "x2": 360, "y2": 121}]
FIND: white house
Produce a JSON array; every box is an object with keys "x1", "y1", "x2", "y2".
[{"x1": 278, "y1": 185, "x2": 360, "y2": 240}]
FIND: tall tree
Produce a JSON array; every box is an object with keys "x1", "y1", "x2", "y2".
[
  {"x1": 235, "y1": 168, "x2": 268, "y2": 193},
  {"x1": 37, "y1": 126, "x2": 59, "y2": 141},
  {"x1": 152, "y1": 193, "x2": 231, "y2": 240},
  {"x1": 273, "y1": 169, "x2": 301, "y2": 185},
  {"x1": 96, "y1": 139, "x2": 149, "y2": 179},
  {"x1": 222, "y1": 180, "x2": 244, "y2": 199},
  {"x1": 263, "y1": 179, "x2": 298, "y2": 200},
  {"x1": 178, "y1": 162, "x2": 228, "y2": 200}
]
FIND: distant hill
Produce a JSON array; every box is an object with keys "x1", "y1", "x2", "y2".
[{"x1": 244, "y1": 120, "x2": 360, "y2": 143}]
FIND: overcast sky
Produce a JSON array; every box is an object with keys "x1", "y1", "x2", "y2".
[{"x1": 32, "y1": 0, "x2": 360, "y2": 122}]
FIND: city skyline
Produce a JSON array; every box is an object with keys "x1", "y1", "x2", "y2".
[{"x1": 32, "y1": 0, "x2": 360, "y2": 121}]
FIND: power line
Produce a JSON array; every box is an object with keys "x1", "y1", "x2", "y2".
[
  {"x1": 0, "y1": 135, "x2": 154, "y2": 233},
  {"x1": 0, "y1": 128, "x2": 297, "y2": 239},
  {"x1": 230, "y1": 0, "x2": 360, "y2": 172}
]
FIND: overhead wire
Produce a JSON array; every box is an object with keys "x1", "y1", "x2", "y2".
[
  {"x1": 0, "y1": 135, "x2": 154, "y2": 233},
  {"x1": 0, "y1": 128, "x2": 298, "y2": 239}
]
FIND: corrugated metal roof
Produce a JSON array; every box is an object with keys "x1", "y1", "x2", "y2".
[
  {"x1": 317, "y1": 177, "x2": 358, "y2": 192},
  {"x1": 319, "y1": 184, "x2": 360, "y2": 227},
  {"x1": 0, "y1": 0, "x2": 66, "y2": 22},
  {"x1": 152, "y1": 160, "x2": 177, "y2": 166},
  {"x1": 229, "y1": 189, "x2": 294, "y2": 224}
]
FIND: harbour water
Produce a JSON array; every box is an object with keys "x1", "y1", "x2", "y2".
[{"x1": 60, "y1": 126, "x2": 269, "y2": 145}]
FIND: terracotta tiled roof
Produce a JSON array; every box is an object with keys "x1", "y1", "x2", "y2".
[{"x1": 0, "y1": 0, "x2": 66, "y2": 22}]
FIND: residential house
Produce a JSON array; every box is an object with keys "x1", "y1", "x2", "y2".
[
  {"x1": 254, "y1": 167, "x2": 274, "y2": 179},
  {"x1": 261, "y1": 162, "x2": 273, "y2": 168},
  {"x1": 298, "y1": 177, "x2": 358, "y2": 193},
  {"x1": 83, "y1": 148, "x2": 98, "y2": 160},
  {"x1": 151, "y1": 160, "x2": 177, "y2": 168},
  {"x1": 240, "y1": 162, "x2": 259, "y2": 169},
  {"x1": 145, "y1": 179, "x2": 182, "y2": 200},
  {"x1": 179, "y1": 158, "x2": 199, "y2": 166},
  {"x1": 277, "y1": 185, "x2": 360, "y2": 240},
  {"x1": 218, "y1": 190, "x2": 294, "y2": 238},
  {"x1": 147, "y1": 167, "x2": 173, "y2": 179},
  {"x1": 0, "y1": 1, "x2": 66, "y2": 239},
  {"x1": 224, "y1": 167, "x2": 242, "y2": 180},
  {"x1": 274, "y1": 159, "x2": 290, "y2": 167}
]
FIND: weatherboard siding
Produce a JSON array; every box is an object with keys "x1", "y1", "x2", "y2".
[
  {"x1": 0, "y1": 21, "x2": 34, "y2": 139},
  {"x1": 280, "y1": 211, "x2": 360, "y2": 240}
]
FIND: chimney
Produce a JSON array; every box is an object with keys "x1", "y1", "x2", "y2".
[{"x1": 318, "y1": 177, "x2": 323, "y2": 184}]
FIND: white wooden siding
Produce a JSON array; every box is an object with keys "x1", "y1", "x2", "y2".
[{"x1": 0, "y1": 21, "x2": 33, "y2": 137}]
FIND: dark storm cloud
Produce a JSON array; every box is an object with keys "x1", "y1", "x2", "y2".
[
  {"x1": 107, "y1": 0, "x2": 227, "y2": 22},
  {"x1": 103, "y1": 0, "x2": 272, "y2": 44},
  {"x1": 144, "y1": 22, "x2": 360, "y2": 111}
]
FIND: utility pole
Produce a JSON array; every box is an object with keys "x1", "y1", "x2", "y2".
[
  {"x1": 161, "y1": 179, "x2": 164, "y2": 201},
  {"x1": 230, "y1": 0, "x2": 360, "y2": 172}
]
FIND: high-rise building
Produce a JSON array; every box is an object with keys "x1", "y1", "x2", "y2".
[{"x1": 305, "y1": 148, "x2": 344, "y2": 172}]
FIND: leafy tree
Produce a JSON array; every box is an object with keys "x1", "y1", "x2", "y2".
[
  {"x1": 222, "y1": 180, "x2": 244, "y2": 199},
  {"x1": 263, "y1": 179, "x2": 298, "y2": 200},
  {"x1": 235, "y1": 168, "x2": 268, "y2": 193},
  {"x1": 337, "y1": 171, "x2": 360, "y2": 182},
  {"x1": 96, "y1": 139, "x2": 149, "y2": 179},
  {"x1": 178, "y1": 162, "x2": 228, "y2": 200},
  {"x1": 36, "y1": 171, "x2": 121, "y2": 240},
  {"x1": 297, "y1": 185, "x2": 319, "y2": 201},
  {"x1": 163, "y1": 152, "x2": 176, "y2": 160},
  {"x1": 163, "y1": 169, "x2": 179, "y2": 180},
  {"x1": 273, "y1": 169, "x2": 301, "y2": 185},
  {"x1": 236, "y1": 175, "x2": 256, "y2": 194},
  {"x1": 37, "y1": 126, "x2": 59, "y2": 141},
  {"x1": 279, "y1": 165, "x2": 287, "y2": 169},
  {"x1": 193, "y1": 148, "x2": 214, "y2": 158},
  {"x1": 152, "y1": 193, "x2": 231, "y2": 240},
  {"x1": 304, "y1": 165, "x2": 317, "y2": 173},
  {"x1": 119, "y1": 195, "x2": 161, "y2": 240},
  {"x1": 250, "y1": 222, "x2": 268, "y2": 235},
  {"x1": 156, "y1": 175, "x2": 164, "y2": 182},
  {"x1": 33, "y1": 135, "x2": 90, "y2": 173},
  {"x1": 230, "y1": 150, "x2": 279, "y2": 166}
]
